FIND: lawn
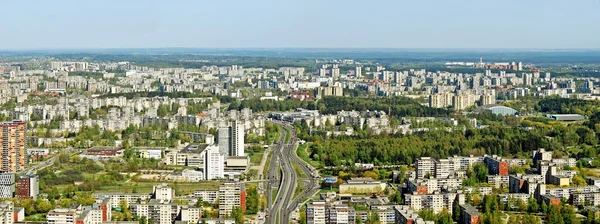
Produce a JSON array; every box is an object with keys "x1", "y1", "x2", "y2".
[{"x1": 250, "y1": 152, "x2": 264, "y2": 164}]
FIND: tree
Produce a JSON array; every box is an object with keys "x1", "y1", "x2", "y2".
[
  {"x1": 230, "y1": 206, "x2": 245, "y2": 224},
  {"x1": 527, "y1": 196, "x2": 539, "y2": 213},
  {"x1": 573, "y1": 175, "x2": 587, "y2": 186},
  {"x1": 356, "y1": 214, "x2": 363, "y2": 224},
  {"x1": 35, "y1": 199, "x2": 54, "y2": 213},
  {"x1": 246, "y1": 186, "x2": 259, "y2": 214},
  {"x1": 436, "y1": 209, "x2": 453, "y2": 224},
  {"x1": 547, "y1": 205, "x2": 564, "y2": 224}
]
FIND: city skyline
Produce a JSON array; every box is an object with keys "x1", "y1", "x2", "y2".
[{"x1": 1, "y1": 0, "x2": 600, "y2": 49}]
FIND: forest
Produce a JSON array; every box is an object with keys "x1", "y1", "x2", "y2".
[{"x1": 229, "y1": 96, "x2": 450, "y2": 118}]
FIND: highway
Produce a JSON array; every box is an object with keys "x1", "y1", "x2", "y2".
[{"x1": 265, "y1": 122, "x2": 320, "y2": 224}]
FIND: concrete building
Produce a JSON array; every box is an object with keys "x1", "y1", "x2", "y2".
[
  {"x1": 204, "y1": 145, "x2": 224, "y2": 180},
  {"x1": 130, "y1": 200, "x2": 179, "y2": 224},
  {"x1": 0, "y1": 201, "x2": 13, "y2": 224},
  {"x1": 0, "y1": 121, "x2": 27, "y2": 172},
  {"x1": 326, "y1": 204, "x2": 355, "y2": 224},
  {"x1": 339, "y1": 178, "x2": 387, "y2": 194},
  {"x1": 193, "y1": 190, "x2": 218, "y2": 204},
  {"x1": 47, "y1": 208, "x2": 77, "y2": 224},
  {"x1": 460, "y1": 204, "x2": 481, "y2": 224},
  {"x1": 218, "y1": 121, "x2": 245, "y2": 157},
  {"x1": 218, "y1": 182, "x2": 246, "y2": 217},
  {"x1": 484, "y1": 156, "x2": 508, "y2": 176},
  {"x1": 416, "y1": 157, "x2": 436, "y2": 179},
  {"x1": 16, "y1": 174, "x2": 39, "y2": 199},
  {"x1": 405, "y1": 192, "x2": 464, "y2": 214},
  {"x1": 0, "y1": 173, "x2": 14, "y2": 199},
  {"x1": 307, "y1": 201, "x2": 326, "y2": 224},
  {"x1": 153, "y1": 183, "x2": 173, "y2": 201},
  {"x1": 532, "y1": 148, "x2": 552, "y2": 165}
]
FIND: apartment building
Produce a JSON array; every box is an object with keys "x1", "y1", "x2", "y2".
[
  {"x1": 218, "y1": 182, "x2": 246, "y2": 217},
  {"x1": 193, "y1": 190, "x2": 219, "y2": 204},
  {"x1": 0, "y1": 201, "x2": 13, "y2": 224},
  {"x1": 307, "y1": 201, "x2": 326, "y2": 224},
  {"x1": 484, "y1": 156, "x2": 508, "y2": 176},
  {"x1": 0, "y1": 121, "x2": 27, "y2": 172},
  {"x1": 405, "y1": 192, "x2": 464, "y2": 214},
  {"x1": 16, "y1": 174, "x2": 39, "y2": 199}
]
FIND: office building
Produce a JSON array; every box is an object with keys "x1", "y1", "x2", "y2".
[
  {"x1": 0, "y1": 121, "x2": 27, "y2": 172},
  {"x1": 204, "y1": 145, "x2": 224, "y2": 180},
  {"x1": 307, "y1": 201, "x2": 326, "y2": 224},
  {"x1": 0, "y1": 173, "x2": 14, "y2": 199},
  {"x1": 218, "y1": 182, "x2": 246, "y2": 217},
  {"x1": 16, "y1": 174, "x2": 39, "y2": 199}
]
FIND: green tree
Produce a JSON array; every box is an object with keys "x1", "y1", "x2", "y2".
[
  {"x1": 230, "y1": 206, "x2": 245, "y2": 224},
  {"x1": 527, "y1": 196, "x2": 539, "y2": 213}
]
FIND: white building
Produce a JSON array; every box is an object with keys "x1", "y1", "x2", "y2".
[
  {"x1": 0, "y1": 173, "x2": 15, "y2": 199},
  {"x1": 0, "y1": 201, "x2": 13, "y2": 224},
  {"x1": 153, "y1": 184, "x2": 173, "y2": 201},
  {"x1": 307, "y1": 201, "x2": 326, "y2": 224},
  {"x1": 204, "y1": 145, "x2": 224, "y2": 180},
  {"x1": 218, "y1": 182, "x2": 245, "y2": 218}
]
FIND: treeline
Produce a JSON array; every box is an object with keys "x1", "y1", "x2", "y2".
[
  {"x1": 100, "y1": 91, "x2": 215, "y2": 99},
  {"x1": 228, "y1": 96, "x2": 450, "y2": 118},
  {"x1": 305, "y1": 126, "x2": 558, "y2": 166},
  {"x1": 538, "y1": 97, "x2": 600, "y2": 116},
  {"x1": 318, "y1": 96, "x2": 450, "y2": 117}
]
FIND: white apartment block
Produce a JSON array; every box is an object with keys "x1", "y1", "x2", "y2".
[
  {"x1": 204, "y1": 145, "x2": 224, "y2": 180},
  {"x1": 153, "y1": 184, "x2": 173, "y2": 201},
  {"x1": 181, "y1": 206, "x2": 201, "y2": 223},
  {"x1": 405, "y1": 192, "x2": 464, "y2": 214},
  {"x1": 0, "y1": 201, "x2": 13, "y2": 224},
  {"x1": 193, "y1": 190, "x2": 219, "y2": 204},
  {"x1": 307, "y1": 201, "x2": 326, "y2": 224},
  {"x1": 218, "y1": 182, "x2": 244, "y2": 218},
  {"x1": 416, "y1": 157, "x2": 435, "y2": 179},
  {"x1": 47, "y1": 208, "x2": 77, "y2": 224},
  {"x1": 92, "y1": 193, "x2": 151, "y2": 208}
]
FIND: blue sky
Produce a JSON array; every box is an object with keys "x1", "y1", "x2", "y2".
[{"x1": 2, "y1": 0, "x2": 599, "y2": 49}]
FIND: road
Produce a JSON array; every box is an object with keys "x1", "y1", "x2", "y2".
[{"x1": 265, "y1": 122, "x2": 320, "y2": 224}]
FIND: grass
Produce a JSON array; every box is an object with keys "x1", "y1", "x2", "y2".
[
  {"x1": 263, "y1": 152, "x2": 272, "y2": 177},
  {"x1": 293, "y1": 181, "x2": 306, "y2": 199},
  {"x1": 319, "y1": 187, "x2": 338, "y2": 194},
  {"x1": 292, "y1": 162, "x2": 307, "y2": 179},
  {"x1": 285, "y1": 128, "x2": 291, "y2": 143},
  {"x1": 296, "y1": 143, "x2": 320, "y2": 167},
  {"x1": 250, "y1": 152, "x2": 264, "y2": 164},
  {"x1": 271, "y1": 189, "x2": 278, "y2": 205}
]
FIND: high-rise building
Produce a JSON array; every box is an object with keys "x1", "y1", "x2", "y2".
[
  {"x1": 522, "y1": 73, "x2": 532, "y2": 87},
  {"x1": 217, "y1": 121, "x2": 245, "y2": 157},
  {"x1": 0, "y1": 173, "x2": 14, "y2": 199},
  {"x1": 429, "y1": 93, "x2": 453, "y2": 108},
  {"x1": 306, "y1": 201, "x2": 326, "y2": 224},
  {"x1": 217, "y1": 128, "x2": 230, "y2": 156},
  {"x1": 0, "y1": 121, "x2": 27, "y2": 173},
  {"x1": 16, "y1": 174, "x2": 38, "y2": 199},
  {"x1": 355, "y1": 67, "x2": 362, "y2": 78},
  {"x1": 517, "y1": 62, "x2": 523, "y2": 71},
  {"x1": 231, "y1": 121, "x2": 244, "y2": 157},
  {"x1": 218, "y1": 182, "x2": 246, "y2": 217},
  {"x1": 204, "y1": 145, "x2": 224, "y2": 180}
]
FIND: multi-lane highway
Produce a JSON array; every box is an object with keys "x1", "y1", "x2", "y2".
[{"x1": 265, "y1": 122, "x2": 320, "y2": 224}]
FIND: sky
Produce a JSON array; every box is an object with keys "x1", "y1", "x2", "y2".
[{"x1": 1, "y1": 0, "x2": 600, "y2": 49}]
